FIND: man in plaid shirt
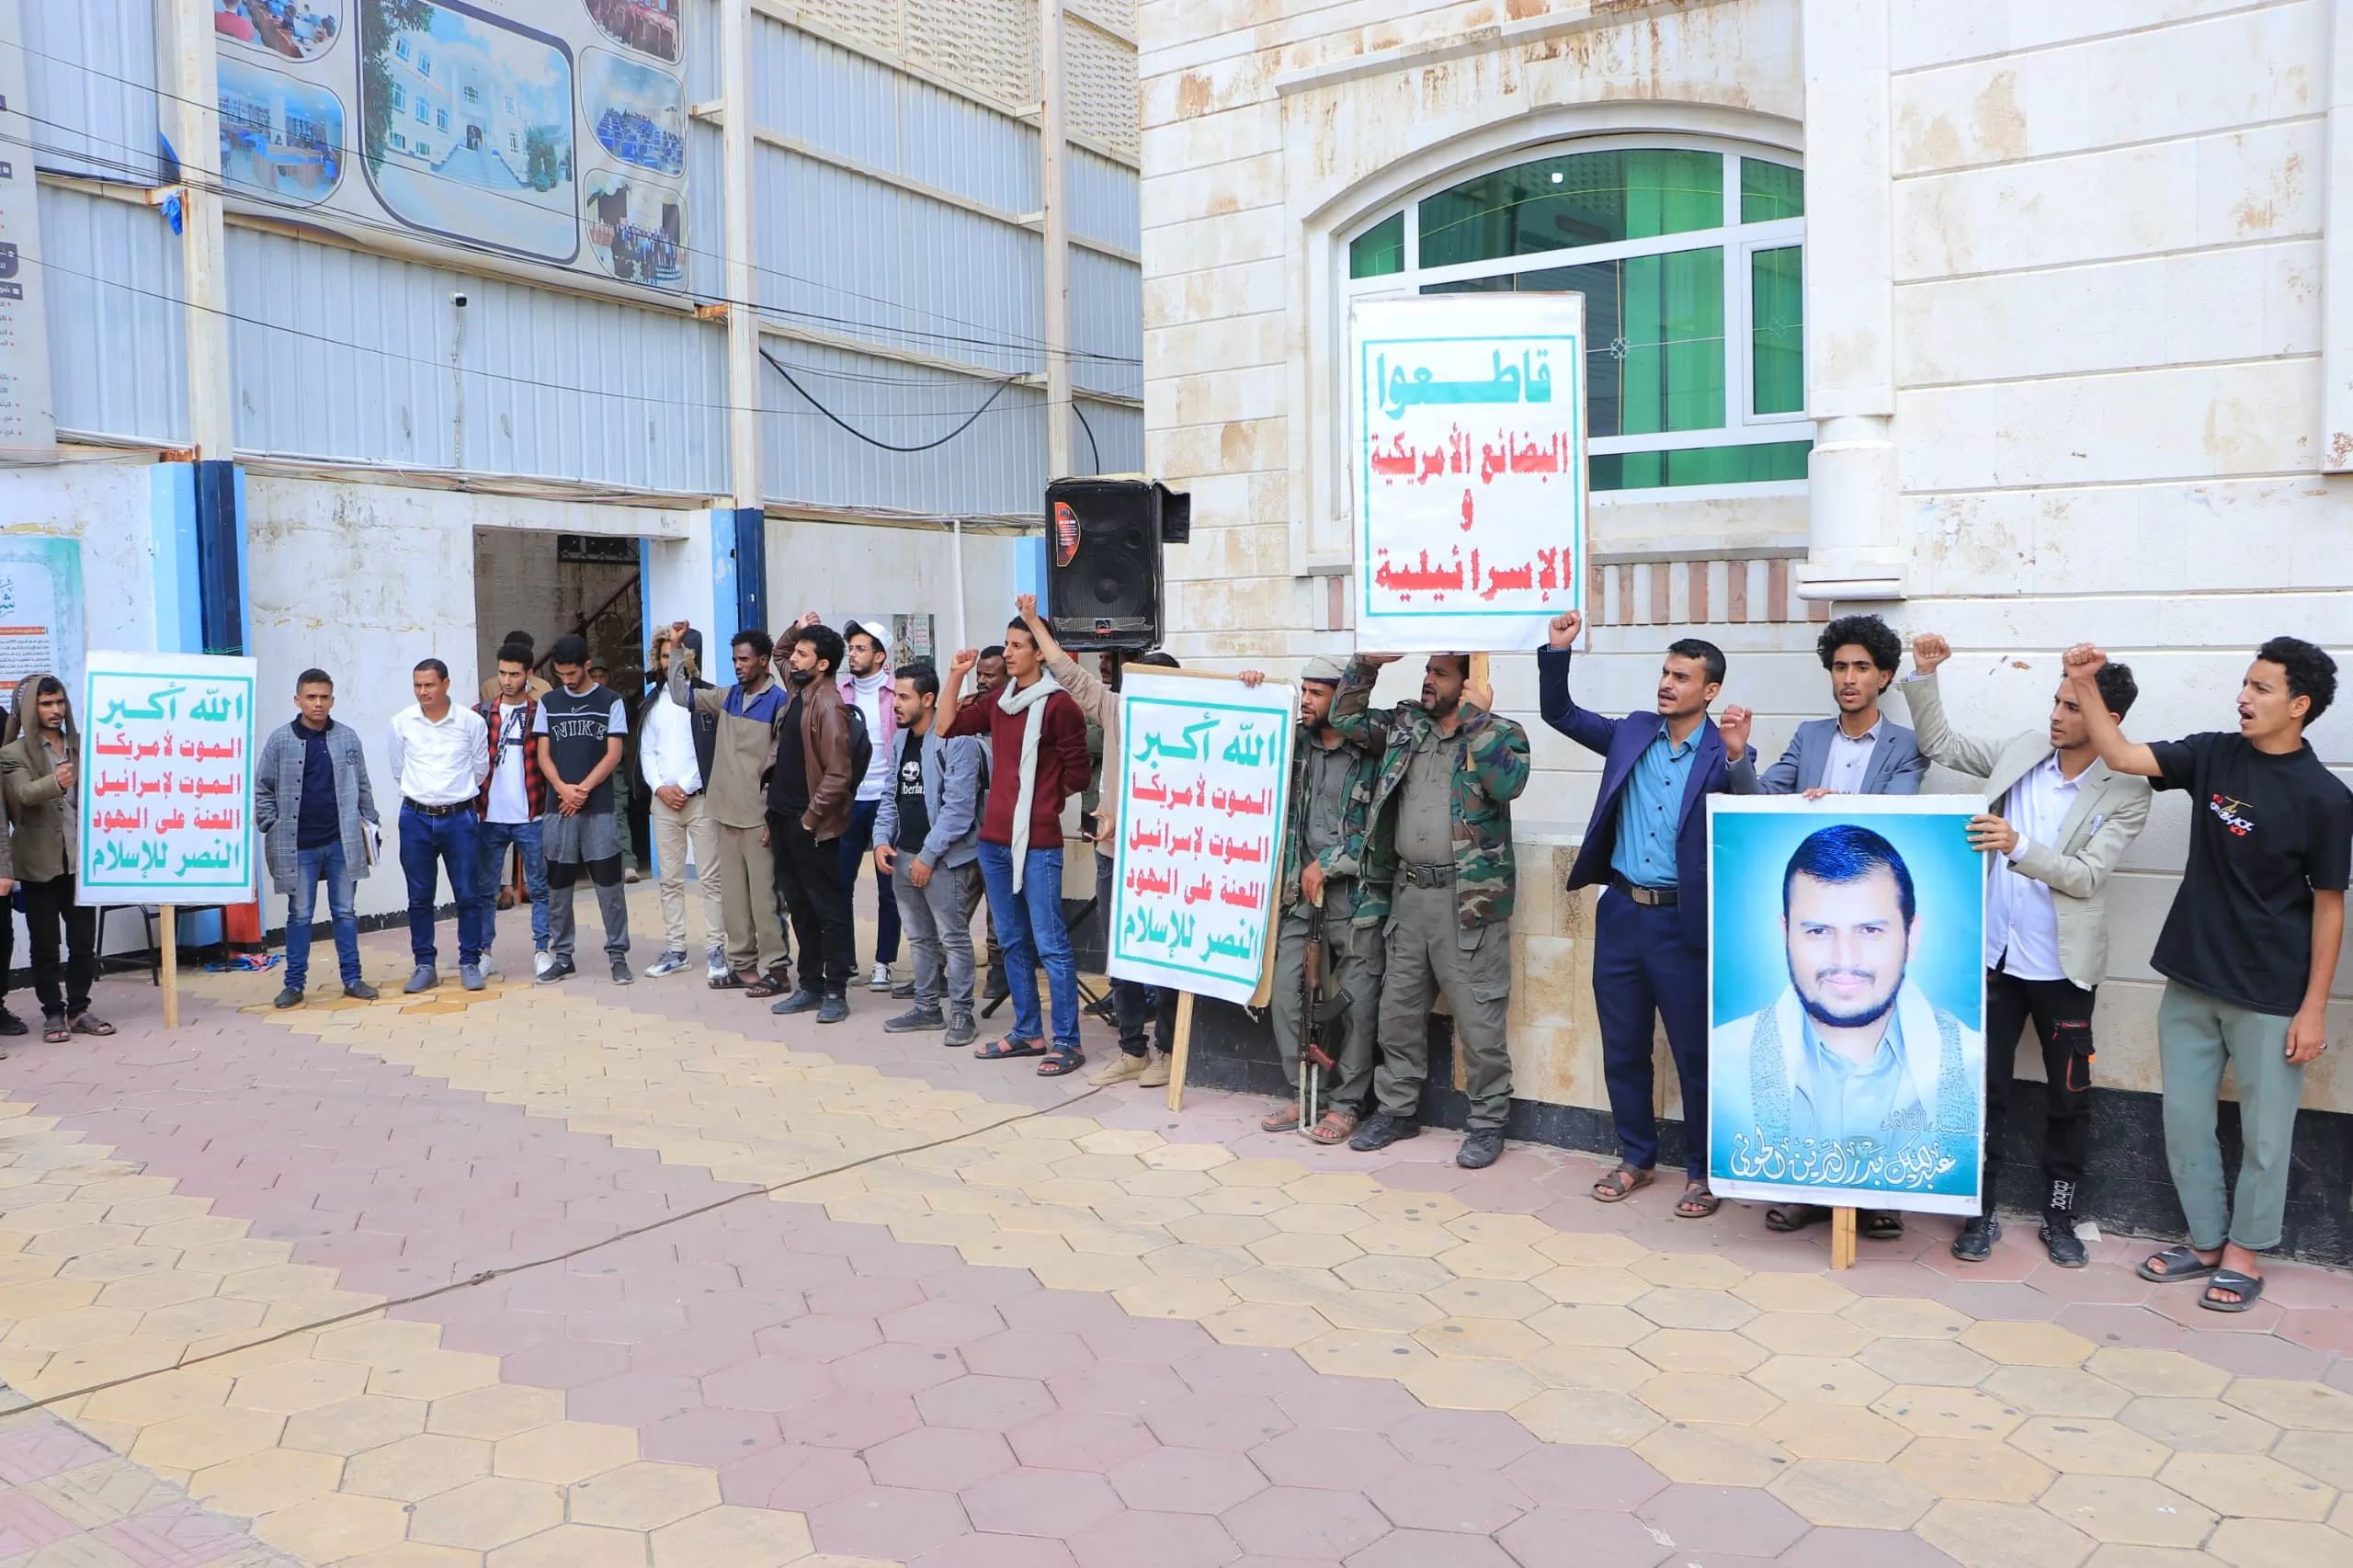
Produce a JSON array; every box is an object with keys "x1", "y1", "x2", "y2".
[{"x1": 476, "y1": 642, "x2": 552, "y2": 978}]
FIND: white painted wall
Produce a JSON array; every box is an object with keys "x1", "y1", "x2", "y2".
[
  {"x1": 763, "y1": 517, "x2": 1023, "y2": 663},
  {"x1": 1140, "y1": 0, "x2": 2353, "y2": 1114}
]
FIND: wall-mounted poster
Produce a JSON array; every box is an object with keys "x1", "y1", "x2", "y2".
[
  {"x1": 0, "y1": 538, "x2": 83, "y2": 706},
  {"x1": 1707, "y1": 796, "x2": 1988, "y2": 1217},
  {"x1": 211, "y1": 0, "x2": 689, "y2": 291}
]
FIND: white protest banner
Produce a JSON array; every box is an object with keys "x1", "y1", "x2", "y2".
[
  {"x1": 77, "y1": 652, "x2": 260, "y2": 904},
  {"x1": 1352, "y1": 292, "x2": 1587, "y2": 653},
  {"x1": 1108, "y1": 669, "x2": 1295, "y2": 1007}
]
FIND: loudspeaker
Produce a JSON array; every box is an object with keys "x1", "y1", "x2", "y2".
[{"x1": 1043, "y1": 478, "x2": 1188, "y2": 651}]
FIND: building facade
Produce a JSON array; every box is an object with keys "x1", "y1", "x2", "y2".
[
  {"x1": 3, "y1": 0, "x2": 1141, "y2": 928},
  {"x1": 1141, "y1": 0, "x2": 2353, "y2": 1256}
]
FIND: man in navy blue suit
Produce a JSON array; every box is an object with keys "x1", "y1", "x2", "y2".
[{"x1": 1540, "y1": 608, "x2": 1757, "y2": 1219}]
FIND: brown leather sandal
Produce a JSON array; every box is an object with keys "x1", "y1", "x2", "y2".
[
  {"x1": 1307, "y1": 1109, "x2": 1358, "y2": 1145},
  {"x1": 1592, "y1": 1165, "x2": 1654, "y2": 1202}
]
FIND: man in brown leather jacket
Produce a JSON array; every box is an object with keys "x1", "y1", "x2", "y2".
[{"x1": 767, "y1": 621, "x2": 858, "y2": 1023}]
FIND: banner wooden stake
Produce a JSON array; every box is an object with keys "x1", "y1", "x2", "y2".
[
  {"x1": 1831, "y1": 1205, "x2": 1857, "y2": 1270},
  {"x1": 160, "y1": 906, "x2": 179, "y2": 1029},
  {"x1": 1165, "y1": 991, "x2": 1196, "y2": 1112}
]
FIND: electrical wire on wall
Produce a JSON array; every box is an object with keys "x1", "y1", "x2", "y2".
[{"x1": 759, "y1": 347, "x2": 1020, "y2": 453}]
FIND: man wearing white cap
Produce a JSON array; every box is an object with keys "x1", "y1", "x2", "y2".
[
  {"x1": 1245, "y1": 657, "x2": 1389, "y2": 1143},
  {"x1": 839, "y1": 618, "x2": 903, "y2": 992}
]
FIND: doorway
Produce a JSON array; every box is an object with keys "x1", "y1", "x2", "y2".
[{"x1": 472, "y1": 528, "x2": 645, "y2": 698}]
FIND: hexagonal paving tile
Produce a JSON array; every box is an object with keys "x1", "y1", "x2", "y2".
[
  {"x1": 1871, "y1": 1385, "x2": 2025, "y2": 1442},
  {"x1": 2037, "y1": 1474, "x2": 2217, "y2": 1548},
  {"x1": 2006, "y1": 1415, "x2": 2173, "y2": 1478},
  {"x1": 1890, "y1": 1437, "x2": 2054, "y2": 1503},
  {"x1": 1770, "y1": 1457, "x2": 1936, "y2": 1529},
  {"x1": 2117, "y1": 1397, "x2": 2281, "y2": 1454},
  {"x1": 1760, "y1": 1403, "x2": 1915, "y2": 1464},
  {"x1": 2154, "y1": 1451, "x2": 2336, "y2": 1521}
]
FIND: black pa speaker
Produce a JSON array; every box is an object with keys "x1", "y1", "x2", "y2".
[{"x1": 1043, "y1": 478, "x2": 1190, "y2": 652}]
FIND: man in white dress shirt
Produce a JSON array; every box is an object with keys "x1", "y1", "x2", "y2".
[
  {"x1": 387, "y1": 659, "x2": 491, "y2": 995},
  {"x1": 1905, "y1": 633, "x2": 2152, "y2": 1267}
]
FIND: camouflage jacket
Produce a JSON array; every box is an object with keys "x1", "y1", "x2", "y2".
[
  {"x1": 1328, "y1": 657, "x2": 1530, "y2": 928},
  {"x1": 1277, "y1": 725, "x2": 1388, "y2": 926}
]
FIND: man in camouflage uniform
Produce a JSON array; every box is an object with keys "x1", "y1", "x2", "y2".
[
  {"x1": 1245, "y1": 657, "x2": 1389, "y2": 1144},
  {"x1": 1330, "y1": 653, "x2": 1531, "y2": 1168}
]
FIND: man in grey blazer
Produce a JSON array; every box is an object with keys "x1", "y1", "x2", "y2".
[
  {"x1": 1907, "y1": 633, "x2": 2152, "y2": 1267},
  {"x1": 1735, "y1": 614, "x2": 1928, "y2": 798},
  {"x1": 873, "y1": 661, "x2": 987, "y2": 1047},
  {"x1": 255, "y1": 669, "x2": 382, "y2": 1009}
]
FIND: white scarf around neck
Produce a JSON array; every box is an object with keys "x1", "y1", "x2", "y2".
[{"x1": 996, "y1": 669, "x2": 1064, "y2": 892}]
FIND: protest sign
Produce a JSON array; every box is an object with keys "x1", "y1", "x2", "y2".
[
  {"x1": 1352, "y1": 292, "x2": 1587, "y2": 653},
  {"x1": 78, "y1": 652, "x2": 259, "y2": 904},
  {"x1": 1108, "y1": 669, "x2": 1295, "y2": 1009},
  {"x1": 1707, "y1": 796, "x2": 1988, "y2": 1233}
]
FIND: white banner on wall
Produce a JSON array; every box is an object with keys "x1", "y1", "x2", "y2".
[
  {"x1": 78, "y1": 652, "x2": 260, "y2": 905},
  {"x1": 1351, "y1": 292, "x2": 1588, "y2": 653},
  {"x1": 212, "y1": 0, "x2": 688, "y2": 291},
  {"x1": 1107, "y1": 669, "x2": 1294, "y2": 1007}
]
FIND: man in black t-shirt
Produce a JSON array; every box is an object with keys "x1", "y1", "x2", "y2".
[
  {"x1": 533, "y1": 635, "x2": 633, "y2": 987},
  {"x1": 2065, "y1": 637, "x2": 2349, "y2": 1311}
]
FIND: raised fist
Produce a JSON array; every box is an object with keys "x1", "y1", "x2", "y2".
[
  {"x1": 1548, "y1": 610, "x2": 1584, "y2": 650},
  {"x1": 1911, "y1": 633, "x2": 1950, "y2": 673}
]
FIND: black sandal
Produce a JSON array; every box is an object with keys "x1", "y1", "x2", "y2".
[
  {"x1": 1766, "y1": 1203, "x2": 1829, "y2": 1233},
  {"x1": 40, "y1": 1015, "x2": 68, "y2": 1044},
  {"x1": 2200, "y1": 1269, "x2": 2266, "y2": 1312},
  {"x1": 1036, "y1": 1047, "x2": 1086, "y2": 1078},
  {"x1": 1863, "y1": 1210, "x2": 1904, "y2": 1241},
  {"x1": 2137, "y1": 1244, "x2": 2222, "y2": 1284}
]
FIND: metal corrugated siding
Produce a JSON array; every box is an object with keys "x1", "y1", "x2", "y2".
[
  {"x1": 688, "y1": 119, "x2": 726, "y2": 300},
  {"x1": 1067, "y1": 149, "x2": 1139, "y2": 252},
  {"x1": 23, "y1": 0, "x2": 161, "y2": 184},
  {"x1": 685, "y1": 0, "x2": 722, "y2": 102},
  {"x1": 225, "y1": 228, "x2": 725, "y2": 493},
  {"x1": 763, "y1": 338, "x2": 1043, "y2": 517},
  {"x1": 38, "y1": 186, "x2": 187, "y2": 443},
  {"x1": 754, "y1": 19, "x2": 1039, "y2": 218},
  {"x1": 756, "y1": 143, "x2": 1042, "y2": 378},
  {"x1": 1071, "y1": 396, "x2": 1141, "y2": 475},
  {"x1": 1069, "y1": 247, "x2": 1141, "y2": 402}
]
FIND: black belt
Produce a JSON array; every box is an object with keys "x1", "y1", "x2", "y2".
[
  {"x1": 1611, "y1": 876, "x2": 1677, "y2": 906},
  {"x1": 404, "y1": 798, "x2": 472, "y2": 818},
  {"x1": 1396, "y1": 861, "x2": 1454, "y2": 888}
]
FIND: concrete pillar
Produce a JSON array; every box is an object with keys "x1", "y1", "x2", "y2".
[
  {"x1": 160, "y1": 0, "x2": 234, "y2": 459},
  {"x1": 1796, "y1": 0, "x2": 1904, "y2": 603},
  {"x1": 1041, "y1": 0, "x2": 1072, "y2": 483},
  {"x1": 721, "y1": 0, "x2": 763, "y2": 507}
]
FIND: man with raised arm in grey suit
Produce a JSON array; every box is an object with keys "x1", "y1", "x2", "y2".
[
  {"x1": 1906, "y1": 632, "x2": 2151, "y2": 1269},
  {"x1": 1735, "y1": 614, "x2": 1928, "y2": 799}
]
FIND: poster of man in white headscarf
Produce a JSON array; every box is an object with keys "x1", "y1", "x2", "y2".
[{"x1": 1708, "y1": 797, "x2": 1988, "y2": 1215}]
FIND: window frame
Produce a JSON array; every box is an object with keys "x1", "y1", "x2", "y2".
[{"x1": 1340, "y1": 133, "x2": 1810, "y2": 498}]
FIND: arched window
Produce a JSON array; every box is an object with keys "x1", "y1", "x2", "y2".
[{"x1": 1346, "y1": 140, "x2": 1808, "y2": 494}]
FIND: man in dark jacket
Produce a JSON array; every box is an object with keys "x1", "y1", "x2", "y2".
[
  {"x1": 1541, "y1": 609, "x2": 1756, "y2": 1218},
  {"x1": 256, "y1": 668, "x2": 381, "y2": 1008},
  {"x1": 768, "y1": 622, "x2": 857, "y2": 1023}
]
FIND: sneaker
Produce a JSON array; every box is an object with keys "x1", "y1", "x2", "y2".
[
  {"x1": 344, "y1": 982, "x2": 379, "y2": 1001},
  {"x1": 771, "y1": 989, "x2": 822, "y2": 1016},
  {"x1": 1349, "y1": 1113, "x2": 1420, "y2": 1152},
  {"x1": 891, "y1": 982, "x2": 917, "y2": 1000},
  {"x1": 2040, "y1": 1215, "x2": 2089, "y2": 1268},
  {"x1": 537, "y1": 957, "x2": 576, "y2": 985},
  {"x1": 624, "y1": 867, "x2": 644, "y2": 884},
  {"x1": 706, "y1": 946, "x2": 730, "y2": 981},
  {"x1": 532, "y1": 949, "x2": 554, "y2": 979},
  {"x1": 645, "y1": 949, "x2": 692, "y2": 978},
  {"x1": 1457, "y1": 1129, "x2": 1506, "y2": 1170},
  {"x1": 1951, "y1": 1214, "x2": 2001, "y2": 1263},
  {"x1": 1137, "y1": 1053, "x2": 1171, "y2": 1088},
  {"x1": 817, "y1": 992, "x2": 848, "y2": 1025},
  {"x1": 0, "y1": 1007, "x2": 26, "y2": 1037},
  {"x1": 884, "y1": 1005, "x2": 946, "y2": 1033},
  {"x1": 1091, "y1": 1053, "x2": 1149, "y2": 1085},
  {"x1": 870, "y1": 962, "x2": 892, "y2": 993},
  {"x1": 403, "y1": 965, "x2": 439, "y2": 994},
  {"x1": 459, "y1": 963, "x2": 485, "y2": 992},
  {"x1": 272, "y1": 986, "x2": 304, "y2": 1010},
  {"x1": 611, "y1": 960, "x2": 635, "y2": 986},
  {"x1": 944, "y1": 1010, "x2": 978, "y2": 1048}
]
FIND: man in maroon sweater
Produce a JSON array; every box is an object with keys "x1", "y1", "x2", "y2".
[{"x1": 941, "y1": 619, "x2": 1093, "y2": 1074}]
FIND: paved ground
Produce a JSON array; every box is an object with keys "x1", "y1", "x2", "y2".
[{"x1": 2, "y1": 884, "x2": 2350, "y2": 1568}]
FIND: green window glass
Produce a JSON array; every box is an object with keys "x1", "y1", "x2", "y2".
[
  {"x1": 1417, "y1": 149, "x2": 1722, "y2": 268},
  {"x1": 1426, "y1": 247, "x2": 1723, "y2": 437},
  {"x1": 1349, "y1": 212, "x2": 1404, "y2": 279},
  {"x1": 1591, "y1": 440, "x2": 1813, "y2": 492},
  {"x1": 1752, "y1": 246, "x2": 1803, "y2": 415},
  {"x1": 1741, "y1": 159, "x2": 1803, "y2": 223}
]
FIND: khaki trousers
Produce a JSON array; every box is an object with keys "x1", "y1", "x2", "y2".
[
  {"x1": 1376, "y1": 881, "x2": 1514, "y2": 1130},
  {"x1": 715, "y1": 820, "x2": 788, "y2": 975},
  {"x1": 651, "y1": 791, "x2": 725, "y2": 954}
]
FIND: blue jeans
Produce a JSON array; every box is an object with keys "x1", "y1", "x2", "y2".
[
  {"x1": 401, "y1": 804, "x2": 488, "y2": 967},
  {"x1": 477, "y1": 817, "x2": 550, "y2": 950},
  {"x1": 286, "y1": 841, "x2": 362, "y2": 991},
  {"x1": 979, "y1": 841, "x2": 1077, "y2": 1053},
  {"x1": 841, "y1": 799, "x2": 901, "y2": 965}
]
